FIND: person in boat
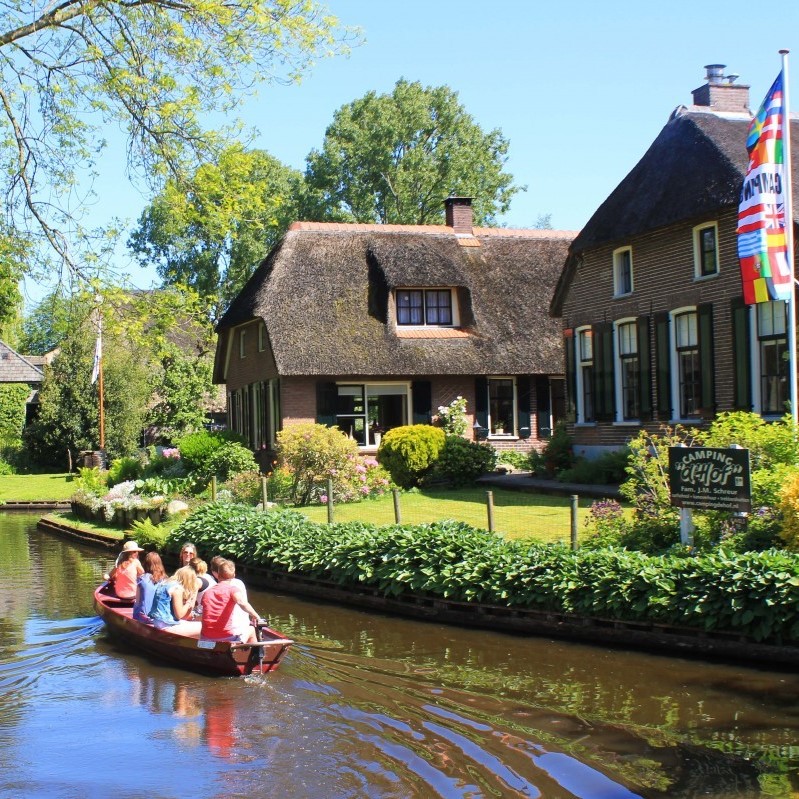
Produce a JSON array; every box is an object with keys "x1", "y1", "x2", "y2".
[
  {"x1": 189, "y1": 557, "x2": 216, "y2": 612},
  {"x1": 149, "y1": 566, "x2": 201, "y2": 629},
  {"x1": 108, "y1": 541, "x2": 145, "y2": 600},
  {"x1": 200, "y1": 559, "x2": 262, "y2": 645},
  {"x1": 132, "y1": 552, "x2": 167, "y2": 623},
  {"x1": 209, "y1": 555, "x2": 249, "y2": 632},
  {"x1": 178, "y1": 542, "x2": 197, "y2": 568}
]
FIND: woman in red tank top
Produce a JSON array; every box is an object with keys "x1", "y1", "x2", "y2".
[{"x1": 109, "y1": 541, "x2": 145, "y2": 600}]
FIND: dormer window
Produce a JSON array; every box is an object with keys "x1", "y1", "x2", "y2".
[
  {"x1": 396, "y1": 289, "x2": 454, "y2": 326},
  {"x1": 613, "y1": 247, "x2": 633, "y2": 297}
]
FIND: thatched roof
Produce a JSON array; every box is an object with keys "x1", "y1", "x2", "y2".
[
  {"x1": 551, "y1": 110, "x2": 799, "y2": 315},
  {"x1": 216, "y1": 223, "x2": 575, "y2": 379},
  {"x1": 0, "y1": 340, "x2": 44, "y2": 384}
]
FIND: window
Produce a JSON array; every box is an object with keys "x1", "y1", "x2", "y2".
[
  {"x1": 335, "y1": 383, "x2": 409, "y2": 446},
  {"x1": 757, "y1": 300, "x2": 788, "y2": 414},
  {"x1": 616, "y1": 320, "x2": 639, "y2": 420},
  {"x1": 694, "y1": 223, "x2": 719, "y2": 278},
  {"x1": 396, "y1": 289, "x2": 454, "y2": 326},
  {"x1": 239, "y1": 329, "x2": 246, "y2": 358},
  {"x1": 613, "y1": 247, "x2": 633, "y2": 296},
  {"x1": 674, "y1": 311, "x2": 701, "y2": 418},
  {"x1": 488, "y1": 377, "x2": 516, "y2": 436},
  {"x1": 258, "y1": 323, "x2": 266, "y2": 352},
  {"x1": 575, "y1": 327, "x2": 594, "y2": 423}
]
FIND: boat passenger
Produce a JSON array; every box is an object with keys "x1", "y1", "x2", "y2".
[
  {"x1": 149, "y1": 566, "x2": 200, "y2": 629},
  {"x1": 178, "y1": 542, "x2": 197, "y2": 568},
  {"x1": 189, "y1": 557, "x2": 216, "y2": 611},
  {"x1": 209, "y1": 555, "x2": 249, "y2": 633},
  {"x1": 132, "y1": 552, "x2": 167, "y2": 623},
  {"x1": 108, "y1": 541, "x2": 145, "y2": 600},
  {"x1": 200, "y1": 559, "x2": 262, "y2": 645}
]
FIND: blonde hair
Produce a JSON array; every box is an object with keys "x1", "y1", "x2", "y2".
[
  {"x1": 173, "y1": 565, "x2": 200, "y2": 604},
  {"x1": 189, "y1": 557, "x2": 207, "y2": 576}
]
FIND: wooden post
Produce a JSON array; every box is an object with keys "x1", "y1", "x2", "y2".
[
  {"x1": 261, "y1": 476, "x2": 268, "y2": 511},
  {"x1": 486, "y1": 490, "x2": 495, "y2": 533},
  {"x1": 327, "y1": 478, "x2": 334, "y2": 524},
  {"x1": 211, "y1": 476, "x2": 217, "y2": 501},
  {"x1": 392, "y1": 489, "x2": 402, "y2": 524},
  {"x1": 570, "y1": 494, "x2": 579, "y2": 550}
]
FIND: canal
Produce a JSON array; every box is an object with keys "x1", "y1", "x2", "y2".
[{"x1": 1, "y1": 511, "x2": 798, "y2": 798}]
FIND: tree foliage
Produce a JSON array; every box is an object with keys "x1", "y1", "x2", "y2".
[
  {"x1": 128, "y1": 145, "x2": 304, "y2": 315},
  {"x1": 0, "y1": 0, "x2": 349, "y2": 278},
  {"x1": 304, "y1": 79, "x2": 521, "y2": 225}
]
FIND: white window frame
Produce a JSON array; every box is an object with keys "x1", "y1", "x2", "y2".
[
  {"x1": 335, "y1": 381, "x2": 411, "y2": 447},
  {"x1": 575, "y1": 326, "x2": 594, "y2": 424},
  {"x1": 613, "y1": 317, "x2": 640, "y2": 424},
  {"x1": 669, "y1": 306, "x2": 700, "y2": 421},
  {"x1": 693, "y1": 222, "x2": 719, "y2": 279},
  {"x1": 613, "y1": 247, "x2": 633, "y2": 297},
  {"x1": 239, "y1": 329, "x2": 246, "y2": 358},
  {"x1": 750, "y1": 300, "x2": 789, "y2": 417},
  {"x1": 395, "y1": 287, "x2": 460, "y2": 327},
  {"x1": 258, "y1": 322, "x2": 266, "y2": 352},
  {"x1": 487, "y1": 376, "x2": 517, "y2": 437}
]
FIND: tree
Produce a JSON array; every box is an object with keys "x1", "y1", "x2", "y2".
[
  {"x1": 304, "y1": 79, "x2": 521, "y2": 226},
  {"x1": 0, "y1": 1, "x2": 348, "y2": 279},
  {"x1": 128, "y1": 146, "x2": 304, "y2": 315},
  {"x1": 0, "y1": 231, "x2": 25, "y2": 342}
]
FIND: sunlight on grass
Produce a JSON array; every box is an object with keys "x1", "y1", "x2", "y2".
[
  {"x1": 296, "y1": 487, "x2": 597, "y2": 544},
  {"x1": 0, "y1": 473, "x2": 75, "y2": 502}
]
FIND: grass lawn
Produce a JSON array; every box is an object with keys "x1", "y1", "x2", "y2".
[
  {"x1": 297, "y1": 487, "x2": 598, "y2": 544},
  {"x1": 0, "y1": 473, "x2": 75, "y2": 502}
]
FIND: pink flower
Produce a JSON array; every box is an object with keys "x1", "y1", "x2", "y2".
[
  {"x1": 360, "y1": 486, "x2": 370, "y2": 494},
  {"x1": 320, "y1": 494, "x2": 328, "y2": 504}
]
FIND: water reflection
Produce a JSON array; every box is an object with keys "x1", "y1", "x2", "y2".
[{"x1": 1, "y1": 512, "x2": 799, "y2": 798}]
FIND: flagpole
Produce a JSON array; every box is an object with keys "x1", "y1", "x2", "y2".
[
  {"x1": 98, "y1": 344, "x2": 105, "y2": 451},
  {"x1": 781, "y1": 49, "x2": 798, "y2": 425}
]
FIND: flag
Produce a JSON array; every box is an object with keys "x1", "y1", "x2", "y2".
[
  {"x1": 737, "y1": 71, "x2": 793, "y2": 305},
  {"x1": 91, "y1": 329, "x2": 102, "y2": 385}
]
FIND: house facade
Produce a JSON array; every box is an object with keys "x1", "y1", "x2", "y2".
[
  {"x1": 0, "y1": 340, "x2": 48, "y2": 433},
  {"x1": 214, "y1": 198, "x2": 575, "y2": 462},
  {"x1": 550, "y1": 65, "x2": 799, "y2": 457}
]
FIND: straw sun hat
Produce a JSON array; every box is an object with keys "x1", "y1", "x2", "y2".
[{"x1": 121, "y1": 540, "x2": 144, "y2": 552}]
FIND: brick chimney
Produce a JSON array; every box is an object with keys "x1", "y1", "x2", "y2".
[
  {"x1": 444, "y1": 196, "x2": 473, "y2": 233},
  {"x1": 691, "y1": 64, "x2": 750, "y2": 113}
]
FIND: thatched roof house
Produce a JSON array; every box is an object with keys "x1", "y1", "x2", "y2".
[
  {"x1": 214, "y1": 198, "x2": 576, "y2": 454},
  {"x1": 0, "y1": 340, "x2": 48, "y2": 432}
]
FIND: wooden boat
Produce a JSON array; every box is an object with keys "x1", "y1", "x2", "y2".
[{"x1": 93, "y1": 584, "x2": 294, "y2": 677}]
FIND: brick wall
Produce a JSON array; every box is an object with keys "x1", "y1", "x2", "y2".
[{"x1": 224, "y1": 320, "x2": 278, "y2": 391}]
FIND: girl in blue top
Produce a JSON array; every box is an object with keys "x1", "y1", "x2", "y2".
[{"x1": 133, "y1": 552, "x2": 167, "y2": 623}]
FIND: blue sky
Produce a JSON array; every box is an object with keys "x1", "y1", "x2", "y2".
[{"x1": 28, "y1": 0, "x2": 799, "y2": 305}]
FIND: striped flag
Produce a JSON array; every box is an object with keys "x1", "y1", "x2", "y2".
[{"x1": 737, "y1": 71, "x2": 792, "y2": 305}]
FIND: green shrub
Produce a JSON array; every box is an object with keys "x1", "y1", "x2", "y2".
[
  {"x1": 107, "y1": 456, "x2": 141, "y2": 486},
  {"x1": 276, "y1": 423, "x2": 360, "y2": 505},
  {"x1": 175, "y1": 429, "x2": 247, "y2": 474},
  {"x1": 435, "y1": 396, "x2": 468, "y2": 436},
  {"x1": 540, "y1": 422, "x2": 575, "y2": 476},
  {"x1": 265, "y1": 466, "x2": 294, "y2": 503},
  {"x1": 197, "y1": 442, "x2": 257, "y2": 483},
  {"x1": 557, "y1": 448, "x2": 629, "y2": 485},
  {"x1": 223, "y1": 470, "x2": 264, "y2": 505},
  {"x1": 433, "y1": 436, "x2": 497, "y2": 486},
  {"x1": 496, "y1": 449, "x2": 533, "y2": 471},
  {"x1": 377, "y1": 424, "x2": 446, "y2": 488},
  {"x1": 74, "y1": 466, "x2": 108, "y2": 493}
]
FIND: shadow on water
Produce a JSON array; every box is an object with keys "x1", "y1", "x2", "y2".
[{"x1": 1, "y1": 512, "x2": 799, "y2": 798}]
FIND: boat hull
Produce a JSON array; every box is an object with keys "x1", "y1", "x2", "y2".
[{"x1": 93, "y1": 585, "x2": 293, "y2": 676}]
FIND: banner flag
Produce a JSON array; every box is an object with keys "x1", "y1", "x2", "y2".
[
  {"x1": 91, "y1": 329, "x2": 102, "y2": 385},
  {"x1": 737, "y1": 71, "x2": 792, "y2": 304}
]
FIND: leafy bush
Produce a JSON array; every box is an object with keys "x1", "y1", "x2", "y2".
[
  {"x1": 223, "y1": 470, "x2": 264, "y2": 505},
  {"x1": 107, "y1": 456, "x2": 141, "y2": 486},
  {"x1": 175, "y1": 429, "x2": 246, "y2": 474},
  {"x1": 170, "y1": 502, "x2": 799, "y2": 643},
  {"x1": 495, "y1": 449, "x2": 535, "y2": 471},
  {"x1": 540, "y1": 422, "x2": 575, "y2": 476},
  {"x1": 265, "y1": 466, "x2": 294, "y2": 503},
  {"x1": 779, "y1": 471, "x2": 799, "y2": 551},
  {"x1": 558, "y1": 448, "x2": 629, "y2": 485},
  {"x1": 276, "y1": 423, "x2": 360, "y2": 505},
  {"x1": 433, "y1": 436, "x2": 497, "y2": 486},
  {"x1": 197, "y1": 442, "x2": 256, "y2": 483},
  {"x1": 74, "y1": 466, "x2": 108, "y2": 493},
  {"x1": 435, "y1": 396, "x2": 468, "y2": 436},
  {"x1": 377, "y1": 424, "x2": 446, "y2": 488}
]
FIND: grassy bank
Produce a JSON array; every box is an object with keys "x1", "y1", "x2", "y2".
[{"x1": 0, "y1": 473, "x2": 74, "y2": 502}]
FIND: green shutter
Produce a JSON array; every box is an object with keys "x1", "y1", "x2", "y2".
[
  {"x1": 517, "y1": 376, "x2": 532, "y2": 438},
  {"x1": 698, "y1": 303, "x2": 715, "y2": 414},
  {"x1": 654, "y1": 312, "x2": 671, "y2": 418},
  {"x1": 564, "y1": 329, "x2": 576, "y2": 423},
  {"x1": 533, "y1": 376, "x2": 550, "y2": 439},
  {"x1": 636, "y1": 316, "x2": 652, "y2": 419},
  {"x1": 411, "y1": 380, "x2": 432, "y2": 424},
  {"x1": 731, "y1": 297, "x2": 752, "y2": 410},
  {"x1": 316, "y1": 381, "x2": 337, "y2": 426},
  {"x1": 592, "y1": 323, "x2": 615, "y2": 421}
]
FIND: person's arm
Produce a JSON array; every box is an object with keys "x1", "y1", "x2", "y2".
[
  {"x1": 232, "y1": 589, "x2": 262, "y2": 623},
  {"x1": 170, "y1": 586, "x2": 194, "y2": 620}
]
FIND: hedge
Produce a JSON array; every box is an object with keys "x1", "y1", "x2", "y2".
[{"x1": 169, "y1": 502, "x2": 799, "y2": 644}]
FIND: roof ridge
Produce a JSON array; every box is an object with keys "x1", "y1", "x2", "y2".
[{"x1": 288, "y1": 221, "x2": 577, "y2": 238}]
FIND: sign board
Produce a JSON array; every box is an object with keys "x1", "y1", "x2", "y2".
[{"x1": 668, "y1": 446, "x2": 751, "y2": 513}]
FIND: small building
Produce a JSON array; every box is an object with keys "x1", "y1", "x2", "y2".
[
  {"x1": 0, "y1": 340, "x2": 48, "y2": 433},
  {"x1": 214, "y1": 198, "x2": 575, "y2": 461},
  {"x1": 550, "y1": 65, "x2": 799, "y2": 457}
]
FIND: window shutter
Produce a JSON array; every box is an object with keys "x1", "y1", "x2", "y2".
[
  {"x1": 698, "y1": 303, "x2": 715, "y2": 414},
  {"x1": 564, "y1": 329, "x2": 576, "y2": 423},
  {"x1": 654, "y1": 312, "x2": 671, "y2": 418},
  {"x1": 731, "y1": 297, "x2": 752, "y2": 410},
  {"x1": 411, "y1": 380, "x2": 432, "y2": 424},
  {"x1": 533, "y1": 376, "x2": 549, "y2": 439},
  {"x1": 474, "y1": 377, "x2": 488, "y2": 431},
  {"x1": 592, "y1": 323, "x2": 615, "y2": 421},
  {"x1": 636, "y1": 316, "x2": 652, "y2": 419},
  {"x1": 316, "y1": 381, "x2": 337, "y2": 426},
  {"x1": 517, "y1": 376, "x2": 532, "y2": 439}
]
